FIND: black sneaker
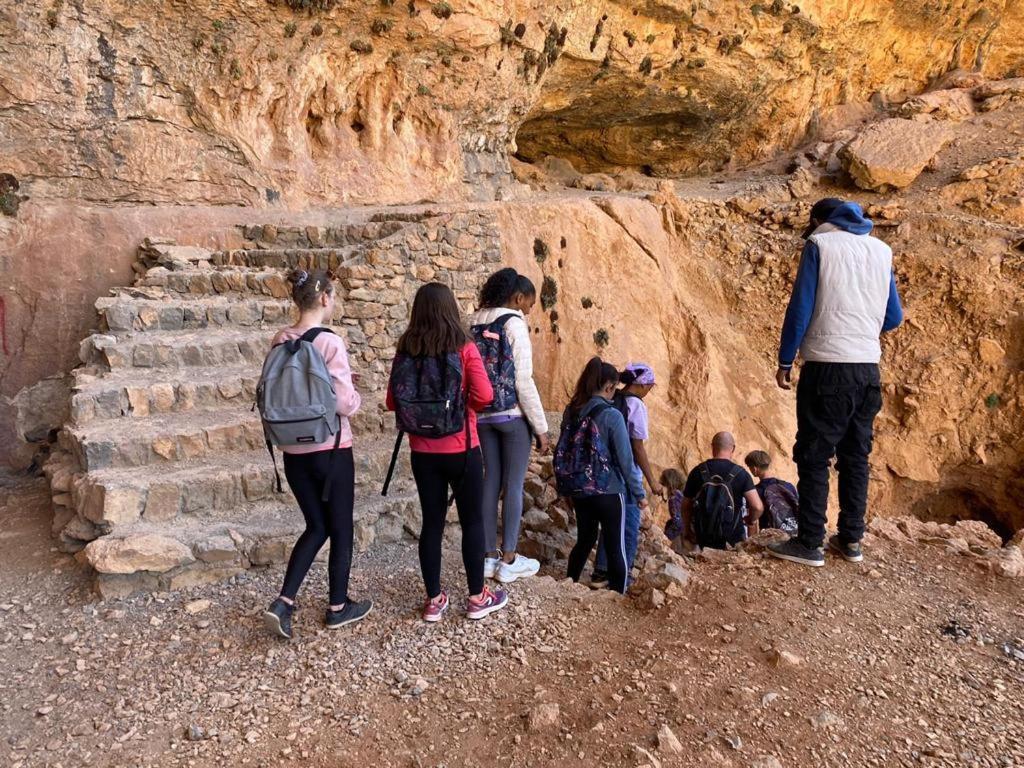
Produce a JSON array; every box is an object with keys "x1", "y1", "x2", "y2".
[
  {"x1": 263, "y1": 598, "x2": 294, "y2": 639},
  {"x1": 767, "y1": 538, "x2": 825, "y2": 567},
  {"x1": 828, "y1": 535, "x2": 864, "y2": 563},
  {"x1": 589, "y1": 570, "x2": 610, "y2": 590},
  {"x1": 325, "y1": 599, "x2": 373, "y2": 630}
]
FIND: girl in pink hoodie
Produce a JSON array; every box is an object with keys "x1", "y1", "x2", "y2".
[{"x1": 263, "y1": 269, "x2": 372, "y2": 639}]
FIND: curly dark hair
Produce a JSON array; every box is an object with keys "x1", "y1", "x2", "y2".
[{"x1": 478, "y1": 268, "x2": 536, "y2": 308}]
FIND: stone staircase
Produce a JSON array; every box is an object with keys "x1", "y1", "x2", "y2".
[{"x1": 44, "y1": 210, "x2": 502, "y2": 598}]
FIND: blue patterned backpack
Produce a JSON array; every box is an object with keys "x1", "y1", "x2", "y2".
[
  {"x1": 554, "y1": 403, "x2": 614, "y2": 498},
  {"x1": 471, "y1": 314, "x2": 518, "y2": 413}
]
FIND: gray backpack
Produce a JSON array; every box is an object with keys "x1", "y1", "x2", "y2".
[{"x1": 256, "y1": 327, "x2": 341, "y2": 500}]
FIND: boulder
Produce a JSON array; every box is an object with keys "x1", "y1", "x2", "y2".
[
  {"x1": 527, "y1": 703, "x2": 560, "y2": 732},
  {"x1": 841, "y1": 119, "x2": 953, "y2": 190},
  {"x1": 83, "y1": 534, "x2": 195, "y2": 574},
  {"x1": 898, "y1": 89, "x2": 976, "y2": 121}
]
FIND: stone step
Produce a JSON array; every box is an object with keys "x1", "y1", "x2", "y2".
[
  {"x1": 133, "y1": 266, "x2": 293, "y2": 298},
  {"x1": 238, "y1": 220, "x2": 409, "y2": 249},
  {"x1": 211, "y1": 247, "x2": 358, "y2": 271},
  {"x1": 96, "y1": 294, "x2": 295, "y2": 333},
  {"x1": 69, "y1": 365, "x2": 259, "y2": 425},
  {"x1": 84, "y1": 491, "x2": 419, "y2": 598},
  {"x1": 68, "y1": 408, "x2": 266, "y2": 472},
  {"x1": 81, "y1": 328, "x2": 270, "y2": 371},
  {"x1": 75, "y1": 446, "x2": 409, "y2": 528}
]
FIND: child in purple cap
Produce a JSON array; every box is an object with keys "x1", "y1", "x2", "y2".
[{"x1": 591, "y1": 362, "x2": 662, "y2": 587}]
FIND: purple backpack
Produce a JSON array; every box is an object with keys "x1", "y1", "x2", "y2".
[
  {"x1": 761, "y1": 479, "x2": 799, "y2": 534},
  {"x1": 554, "y1": 403, "x2": 614, "y2": 498},
  {"x1": 471, "y1": 314, "x2": 518, "y2": 413}
]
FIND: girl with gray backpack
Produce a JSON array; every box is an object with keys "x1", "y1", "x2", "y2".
[{"x1": 259, "y1": 269, "x2": 372, "y2": 639}]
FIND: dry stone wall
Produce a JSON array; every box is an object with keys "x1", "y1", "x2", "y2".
[{"x1": 44, "y1": 210, "x2": 501, "y2": 598}]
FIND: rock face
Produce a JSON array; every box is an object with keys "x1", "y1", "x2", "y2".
[
  {"x1": 2, "y1": 0, "x2": 1024, "y2": 467},
  {"x1": 841, "y1": 119, "x2": 953, "y2": 190}
]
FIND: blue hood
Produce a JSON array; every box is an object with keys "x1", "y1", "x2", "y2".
[{"x1": 824, "y1": 202, "x2": 873, "y2": 236}]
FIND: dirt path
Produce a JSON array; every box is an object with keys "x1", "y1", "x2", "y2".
[{"x1": 1, "y1": 475, "x2": 1022, "y2": 768}]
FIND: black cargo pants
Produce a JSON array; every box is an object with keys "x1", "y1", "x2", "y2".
[{"x1": 793, "y1": 362, "x2": 883, "y2": 548}]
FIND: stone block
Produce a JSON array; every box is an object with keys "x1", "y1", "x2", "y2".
[
  {"x1": 206, "y1": 424, "x2": 243, "y2": 454},
  {"x1": 84, "y1": 533, "x2": 194, "y2": 574},
  {"x1": 125, "y1": 386, "x2": 151, "y2": 417},
  {"x1": 206, "y1": 306, "x2": 228, "y2": 326},
  {"x1": 151, "y1": 436, "x2": 178, "y2": 461},
  {"x1": 132, "y1": 344, "x2": 156, "y2": 367},
  {"x1": 137, "y1": 307, "x2": 160, "y2": 330},
  {"x1": 177, "y1": 383, "x2": 197, "y2": 411},
  {"x1": 166, "y1": 565, "x2": 244, "y2": 591},
  {"x1": 157, "y1": 307, "x2": 186, "y2": 331},
  {"x1": 103, "y1": 303, "x2": 137, "y2": 332},
  {"x1": 151, "y1": 383, "x2": 176, "y2": 412},
  {"x1": 249, "y1": 536, "x2": 291, "y2": 565},
  {"x1": 182, "y1": 481, "x2": 215, "y2": 514},
  {"x1": 144, "y1": 483, "x2": 181, "y2": 522},
  {"x1": 227, "y1": 304, "x2": 259, "y2": 324},
  {"x1": 95, "y1": 572, "x2": 160, "y2": 600},
  {"x1": 193, "y1": 534, "x2": 241, "y2": 563}
]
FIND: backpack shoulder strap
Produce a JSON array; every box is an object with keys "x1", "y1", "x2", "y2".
[
  {"x1": 493, "y1": 313, "x2": 518, "y2": 329},
  {"x1": 699, "y1": 463, "x2": 712, "y2": 483},
  {"x1": 299, "y1": 326, "x2": 335, "y2": 344},
  {"x1": 726, "y1": 465, "x2": 741, "y2": 482}
]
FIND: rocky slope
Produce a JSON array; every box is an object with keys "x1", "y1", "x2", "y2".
[{"x1": 3, "y1": 0, "x2": 1024, "y2": 467}]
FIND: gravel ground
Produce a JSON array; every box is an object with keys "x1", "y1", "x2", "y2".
[{"x1": 2, "y1": 476, "x2": 1023, "y2": 768}]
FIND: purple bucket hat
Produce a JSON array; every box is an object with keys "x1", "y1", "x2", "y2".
[{"x1": 624, "y1": 362, "x2": 656, "y2": 386}]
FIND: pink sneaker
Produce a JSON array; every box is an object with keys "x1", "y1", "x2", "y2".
[
  {"x1": 465, "y1": 586, "x2": 509, "y2": 620},
  {"x1": 422, "y1": 591, "x2": 449, "y2": 623}
]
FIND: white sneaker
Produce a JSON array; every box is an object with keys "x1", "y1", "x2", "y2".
[
  {"x1": 483, "y1": 557, "x2": 500, "y2": 579},
  {"x1": 496, "y1": 555, "x2": 540, "y2": 584}
]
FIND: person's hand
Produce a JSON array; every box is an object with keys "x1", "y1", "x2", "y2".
[
  {"x1": 775, "y1": 366, "x2": 792, "y2": 390},
  {"x1": 638, "y1": 497, "x2": 649, "y2": 511},
  {"x1": 535, "y1": 432, "x2": 550, "y2": 454},
  {"x1": 650, "y1": 482, "x2": 665, "y2": 499}
]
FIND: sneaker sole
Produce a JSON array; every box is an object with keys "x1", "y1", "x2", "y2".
[
  {"x1": 327, "y1": 603, "x2": 374, "y2": 630},
  {"x1": 495, "y1": 564, "x2": 540, "y2": 584},
  {"x1": 466, "y1": 597, "x2": 509, "y2": 620},
  {"x1": 588, "y1": 581, "x2": 610, "y2": 590},
  {"x1": 262, "y1": 610, "x2": 292, "y2": 639},
  {"x1": 768, "y1": 550, "x2": 825, "y2": 568},
  {"x1": 422, "y1": 604, "x2": 448, "y2": 623},
  {"x1": 828, "y1": 541, "x2": 864, "y2": 563}
]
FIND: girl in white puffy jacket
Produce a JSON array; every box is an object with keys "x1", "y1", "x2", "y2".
[{"x1": 469, "y1": 268, "x2": 549, "y2": 584}]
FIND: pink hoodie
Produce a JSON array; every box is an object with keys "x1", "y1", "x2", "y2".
[{"x1": 271, "y1": 326, "x2": 361, "y2": 453}]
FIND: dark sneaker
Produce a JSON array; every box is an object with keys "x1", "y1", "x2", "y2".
[
  {"x1": 422, "y1": 591, "x2": 449, "y2": 623},
  {"x1": 465, "y1": 586, "x2": 509, "y2": 620},
  {"x1": 828, "y1": 535, "x2": 864, "y2": 563},
  {"x1": 326, "y1": 599, "x2": 373, "y2": 630},
  {"x1": 767, "y1": 538, "x2": 825, "y2": 568},
  {"x1": 589, "y1": 570, "x2": 610, "y2": 590},
  {"x1": 263, "y1": 598, "x2": 294, "y2": 639}
]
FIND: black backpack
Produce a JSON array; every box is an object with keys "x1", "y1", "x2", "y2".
[{"x1": 693, "y1": 464, "x2": 745, "y2": 549}]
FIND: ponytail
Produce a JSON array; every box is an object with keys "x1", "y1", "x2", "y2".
[{"x1": 568, "y1": 357, "x2": 619, "y2": 414}]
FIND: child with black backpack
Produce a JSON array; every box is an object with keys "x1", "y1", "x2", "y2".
[
  {"x1": 261, "y1": 269, "x2": 372, "y2": 640},
  {"x1": 385, "y1": 283, "x2": 509, "y2": 623},
  {"x1": 744, "y1": 450, "x2": 799, "y2": 535},
  {"x1": 556, "y1": 357, "x2": 647, "y2": 594},
  {"x1": 468, "y1": 268, "x2": 549, "y2": 585}
]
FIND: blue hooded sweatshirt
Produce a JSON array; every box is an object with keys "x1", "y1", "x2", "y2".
[{"x1": 778, "y1": 202, "x2": 904, "y2": 368}]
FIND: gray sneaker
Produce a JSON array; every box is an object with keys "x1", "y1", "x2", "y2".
[
  {"x1": 767, "y1": 538, "x2": 825, "y2": 567},
  {"x1": 828, "y1": 535, "x2": 863, "y2": 563}
]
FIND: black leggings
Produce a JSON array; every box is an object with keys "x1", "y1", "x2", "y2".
[
  {"x1": 411, "y1": 448, "x2": 486, "y2": 599},
  {"x1": 280, "y1": 448, "x2": 355, "y2": 606},
  {"x1": 567, "y1": 493, "x2": 628, "y2": 594}
]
